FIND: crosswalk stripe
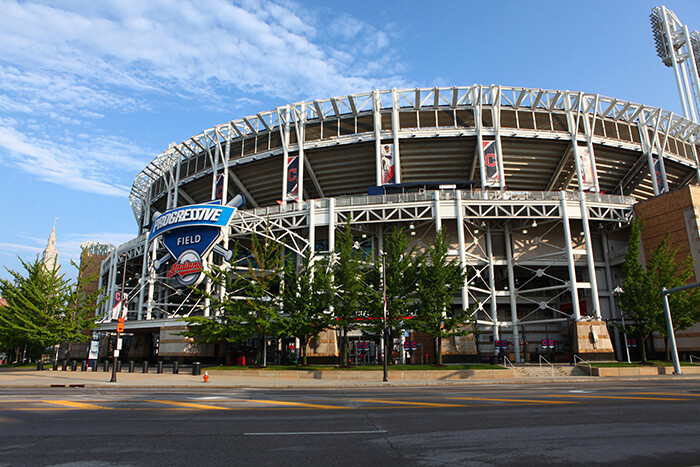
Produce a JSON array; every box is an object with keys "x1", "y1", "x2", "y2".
[
  {"x1": 353, "y1": 399, "x2": 464, "y2": 407},
  {"x1": 43, "y1": 400, "x2": 109, "y2": 410},
  {"x1": 547, "y1": 394, "x2": 691, "y2": 401},
  {"x1": 247, "y1": 399, "x2": 348, "y2": 410},
  {"x1": 147, "y1": 400, "x2": 231, "y2": 410},
  {"x1": 448, "y1": 397, "x2": 576, "y2": 404}
]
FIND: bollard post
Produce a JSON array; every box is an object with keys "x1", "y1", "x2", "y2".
[
  {"x1": 128, "y1": 360, "x2": 135, "y2": 373},
  {"x1": 52, "y1": 360, "x2": 58, "y2": 371},
  {"x1": 116, "y1": 360, "x2": 122, "y2": 372},
  {"x1": 103, "y1": 360, "x2": 109, "y2": 372},
  {"x1": 142, "y1": 361, "x2": 149, "y2": 373},
  {"x1": 71, "y1": 360, "x2": 77, "y2": 371},
  {"x1": 61, "y1": 360, "x2": 68, "y2": 371},
  {"x1": 157, "y1": 361, "x2": 163, "y2": 374},
  {"x1": 81, "y1": 360, "x2": 87, "y2": 372},
  {"x1": 92, "y1": 360, "x2": 98, "y2": 372},
  {"x1": 173, "y1": 361, "x2": 179, "y2": 374},
  {"x1": 36, "y1": 361, "x2": 44, "y2": 371}
]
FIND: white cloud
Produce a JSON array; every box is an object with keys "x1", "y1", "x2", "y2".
[
  {"x1": 0, "y1": 0, "x2": 409, "y2": 197},
  {"x1": 0, "y1": 124, "x2": 142, "y2": 197}
]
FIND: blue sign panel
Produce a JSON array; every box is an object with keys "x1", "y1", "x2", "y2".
[{"x1": 151, "y1": 203, "x2": 238, "y2": 287}]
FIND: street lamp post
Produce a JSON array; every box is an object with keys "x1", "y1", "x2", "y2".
[
  {"x1": 110, "y1": 255, "x2": 127, "y2": 383},
  {"x1": 381, "y1": 251, "x2": 388, "y2": 382},
  {"x1": 613, "y1": 286, "x2": 631, "y2": 364}
]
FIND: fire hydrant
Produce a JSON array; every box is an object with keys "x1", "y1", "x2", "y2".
[{"x1": 203, "y1": 371, "x2": 209, "y2": 383}]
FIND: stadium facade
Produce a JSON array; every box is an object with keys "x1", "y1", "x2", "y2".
[{"x1": 95, "y1": 85, "x2": 700, "y2": 364}]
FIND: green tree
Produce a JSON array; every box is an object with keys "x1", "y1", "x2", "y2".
[
  {"x1": 364, "y1": 226, "x2": 419, "y2": 363},
  {"x1": 646, "y1": 235, "x2": 700, "y2": 360},
  {"x1": 281, "y1": 252, "x2": 333, "y2": 366},
  {"x1": 332, "y1": 224, "x2": 366, "y2": 366},
  {"x1": 182, "y1": 233, "x2": 285, "y2": 367},
  {"x1": 0, "y1": 256, "x2": 103, "y2": 362},
  {"x1": 411, "y1": 228, "x2": 472, "y2": 365},
  {"x1": 616, "y1": 220, "x2": 657, "y2": 362}
]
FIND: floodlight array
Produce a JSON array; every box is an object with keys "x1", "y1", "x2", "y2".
[{"x1": 651, "y1": 7, "x2": 673, "y2": 67}]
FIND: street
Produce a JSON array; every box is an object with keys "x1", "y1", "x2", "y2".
[{"x1": 1, "y1": 381, "x2": 699, "y2": 466}]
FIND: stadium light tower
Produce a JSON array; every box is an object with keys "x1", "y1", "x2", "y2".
[{"x1": 650, "y1": 6, "x2": 700, "y2": 122}]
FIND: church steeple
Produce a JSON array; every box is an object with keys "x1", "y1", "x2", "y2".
[{"x1": 42, "y1": 219, "x2": 58, "y2": 269}]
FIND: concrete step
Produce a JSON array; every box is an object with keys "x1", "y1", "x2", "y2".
[{"x1": 514, "y1": 365, "x2": 589, "y2": 377}]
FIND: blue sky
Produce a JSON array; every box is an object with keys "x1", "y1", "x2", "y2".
[{"x1": 0, "y1": 0, "x2": 699, "y2": 281}]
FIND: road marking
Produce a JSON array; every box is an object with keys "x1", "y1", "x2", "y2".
[
  {"x1": 43, "y1": 400, "x2": 109, "y2": 410},
  {"x1": 247, "y1": 399, "x2": 348, "y2": 410},
  {"x1": 353, "y1": 399, "x2": 464, "y2": 408},
  {"x1": 244, "y1": 430, "x2": 387, "y2": 436},
  {"x1": 448, "y1": 397, "x2": 576, "y2": 404},
  {"x1": 147, "y1": 400, "x2": 231, "y2": 410},
  {"x1": 636, "y1": 392, "x2": 700, "y2": 398},
  {"x1": 548, "y1": 394, "x2": 691, "y2": 401}
]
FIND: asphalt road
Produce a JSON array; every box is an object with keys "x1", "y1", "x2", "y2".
[{"x1": 1, "y1": 381, "x2": 699, "y2": 466}]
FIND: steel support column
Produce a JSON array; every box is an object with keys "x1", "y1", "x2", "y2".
[
  {"x1": 503, "y1": 222, "x2": 520, "y2": 362},
  {"x1": 560, "y1": 192, "x2": 581, "y2": 321}
]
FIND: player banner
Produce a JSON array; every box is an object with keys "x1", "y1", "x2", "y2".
[
  {"x1": 653, "y1": 158, "x2": 666, "y2": 194},
  {"x1": 578, "y1": 146, "x2": 595, "y2": 191},
  {"x1": 483, "y1": 141, "x2": 499, "y2": 187},
  {"x1": 381, "y1": 143, "x2": 395, "y2": 185},
  {"x1": 286, "y1": 156, "x2": 299, "y2": 200}
]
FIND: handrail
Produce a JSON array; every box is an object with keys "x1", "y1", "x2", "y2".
[
  {"x1": 539, "y1": 355, "x2": 554, "y2": 377},
  {"x1": 573, "y1": 354, "x2": 593, "y2": 376},
  {"x1": 501, "y1": 354, "x2": 515, "y2": 371},
  {"x1": 690, "y1": 355, "x2": 700, "y2": 365}
]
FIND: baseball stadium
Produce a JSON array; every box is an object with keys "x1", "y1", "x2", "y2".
[{"x1": 90, "y1": 77, "x2": 700, "y2": 365}]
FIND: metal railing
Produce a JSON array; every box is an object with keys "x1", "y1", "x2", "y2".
[
  {"x1": 573, "y1": 354, "x2": 593, "y2": 376},
  {"x1": 501, "y1": 354, "x2": 516, "y2": 371},
  {"x1": 539, "y1": 355, "x2": 554, "y2": 377}
]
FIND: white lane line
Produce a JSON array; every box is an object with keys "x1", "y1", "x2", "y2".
[{"x1": 244, "y1": 430, "x2": 387, "y2": 436}]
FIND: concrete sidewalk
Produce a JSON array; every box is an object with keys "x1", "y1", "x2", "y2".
[{"x1": 1, "y1": 367, "x2": 698, "y2": 388}]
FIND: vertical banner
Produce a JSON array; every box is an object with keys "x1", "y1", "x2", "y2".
[
  {"x1": 215, "y1": 174, "x2": 224, "y2": 203},
  {"x1": 286, "y1": 156, "x2": 299, "y2": 200},
  {"x1": 483, "y1": 141, "x2": 499, "y2": 187},
  {"x1": 578, "y1": 146, "x2": 595, "y2": 191},
  {"x1": 381, "y1": 143, "x2": 395, "y2": 185},
  {"x1": 653, "y1": 158, "x2": 667, "y2": 194}
]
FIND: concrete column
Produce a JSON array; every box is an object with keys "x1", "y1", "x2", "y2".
[
  {"x1": 579, "y1": 194, "x2": 602, "y2": 320},
  {"x1": 486, "y1": 223, "x2": 499, "y2": 356}
]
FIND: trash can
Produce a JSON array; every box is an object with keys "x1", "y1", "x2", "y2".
[
  {"x1": 157, "y1": 361, "x2": 163, "y2": 374},
  {"x1": 128, "y1": 360, "x2": 135, "y2": 373},
  {"x1": 173, "y1": 361, "x2": 179, "y2": 374},
  {"x1": 142, "y1": 361, "x2": 149, "y2": 373},
  {"x1": 192, "y1": 362, "x2": 201, "y2": 376}
]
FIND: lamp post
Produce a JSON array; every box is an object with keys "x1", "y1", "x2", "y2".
[
  {"x1": 613, "y1": 286, "x2": 631, "y2": 364},
  {"x1": 110, "y1": 254, "x2": 127, "y2": 383},
  {"x1": 381, "y1": 251, "x2": 388, "y2": 382}
]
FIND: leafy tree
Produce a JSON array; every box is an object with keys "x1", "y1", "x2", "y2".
[
  {"x1": 0, "y1": 256, "x2": 103, "y2": 362},
  {"x1": 364, "y1": 226, "x2": 419, "y2": 364},
  {"x1": 331, "y1": 223, "x2": 366, "y2": 366},
  {"x1": 411, "y1": 228, "x2": 472, "y2": 365},
  {"x1": 182, "y1": 232, "x2": 285, "y2": 366},
  {"x1": 616, "y1": 220, "x2": 658, "y2": 362},
  {"x1": 281, "y1": 252, "x2": 333, "y2": 365},
  {"x1": 646, "y1": 235, "x2": 700, "y2": 359}
]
